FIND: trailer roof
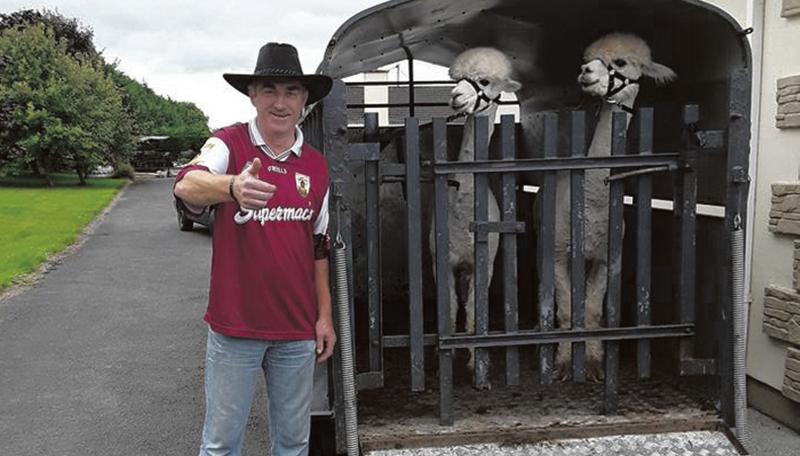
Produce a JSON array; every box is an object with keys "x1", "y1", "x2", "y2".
[{"x1": 317, "y1": 0, "x2": 750, "y2": 86}]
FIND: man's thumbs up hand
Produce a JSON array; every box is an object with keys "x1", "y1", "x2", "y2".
[
  {"x1": 232, "y1": 158, "x2": 276, "y2": 209},
  {"x1": 247, "y1": 157, "x2": 262, "y2": 176}
]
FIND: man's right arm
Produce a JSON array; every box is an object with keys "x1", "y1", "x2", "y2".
[
  {"x1": 175, "y1": 159, "x2": 275, "y2": 209},
  {"x1": 173, "y1": 137, "x2": 275, "y2": 210},
  {"x1": 174, "y1": 171, "x2": 235, "y2": 207}
]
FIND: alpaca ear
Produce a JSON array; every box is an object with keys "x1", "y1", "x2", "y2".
[
  {"x1": 643, "y1": 61, "x2": 677, "y2": 86},
  {"x1": 502, "y1": 79, "x2": 522, "y2": 93}
]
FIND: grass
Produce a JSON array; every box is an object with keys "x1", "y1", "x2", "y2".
[{"x1": 0, "y1": 173, "x2": 128, "y2": 290}]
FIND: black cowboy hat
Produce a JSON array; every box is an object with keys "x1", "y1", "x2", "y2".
[{"x1": 223, "y1": 43, "x2": 333, "y2": 105}]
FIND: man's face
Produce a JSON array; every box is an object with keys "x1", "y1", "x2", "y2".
[{"x1": 250, "y1": 79, "x2": 308, "y2": 138}]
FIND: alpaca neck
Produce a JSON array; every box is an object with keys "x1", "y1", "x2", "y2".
[
  {"x1": 588, "y1": 90, "x2": 638, "y2": 157},
  {"x1": 458, "y1": 104, "x2": 498, "y2": 163}
]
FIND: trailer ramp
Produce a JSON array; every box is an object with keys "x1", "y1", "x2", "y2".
[{"x1": 366, "y1": 430, "x2": 742, "y2": 455}]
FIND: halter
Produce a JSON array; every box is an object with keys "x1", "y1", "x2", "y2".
[
  {"x1": 586, "y1": 58, "x2": 639, "y2": 115},
  {"x1": 446, "y1": 78, "x2": 502, "y2": 122}
]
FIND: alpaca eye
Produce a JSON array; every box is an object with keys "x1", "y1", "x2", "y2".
[
  {"x1": 479, "y1": 79, "x2": 490, "y2": 86},
  {"x1": 613, "y1": 59, "x2": 627, "y2": 68}
]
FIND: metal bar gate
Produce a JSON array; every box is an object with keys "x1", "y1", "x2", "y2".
[{"x1": 321, "y1": 85, "x2": 747, "y2": 445}]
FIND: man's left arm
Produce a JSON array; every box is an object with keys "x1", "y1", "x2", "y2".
[{"x1": 314, "y1": 257, "x2": 335, "y2": 362}]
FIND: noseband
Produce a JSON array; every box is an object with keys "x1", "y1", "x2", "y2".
[
  {"x1": 446, "y1": 78, "x2": 502, "y2": 122},
  {"x1": 587, "y1": 58, "x2": 639, "y2": 115}
]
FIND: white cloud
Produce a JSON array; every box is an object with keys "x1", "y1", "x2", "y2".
[{"x1": 0, "y1": 0, "x2": 380, "y2": 128}]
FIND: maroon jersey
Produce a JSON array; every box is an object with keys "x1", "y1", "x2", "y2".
[{"x1": 176, "y1": 123, "x2": 329, "y2": 340}]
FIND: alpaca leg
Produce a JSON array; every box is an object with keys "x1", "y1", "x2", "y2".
[
  {"x1": 554, "y1": 257, "x2": 572, "y2": 381},
  {"x1": 585, "y1": 262, "x2": 607, "y2": 382},
  {"x1": 449, "y1": 269, "x2": 459, "y2": 336},
  {"x1": 464, "y1": 281, "x2": 475, "y2": 372}
]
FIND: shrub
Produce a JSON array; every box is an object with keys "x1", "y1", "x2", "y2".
[{"x1": 112, "y1": 162, "x2": 135, "y2": 180}]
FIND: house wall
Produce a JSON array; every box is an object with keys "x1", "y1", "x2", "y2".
[{"x1": 745, "y1": 0, "x2": 800, "y2": 396}]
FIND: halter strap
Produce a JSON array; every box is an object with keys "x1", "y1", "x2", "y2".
[
  {"x1": 461, "y1": 78, "x2": 501, "y2": 114},
  {"x1": 586, "y1": 58, "x2": 639, "y2": 115}
]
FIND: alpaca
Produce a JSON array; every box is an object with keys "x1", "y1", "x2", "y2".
[
  {"x1": 552, "y1": 33, "x2": 676, "y2": 381},
  {"x1": 432, "y1": 47, "x2": 521, "y2": 386}
]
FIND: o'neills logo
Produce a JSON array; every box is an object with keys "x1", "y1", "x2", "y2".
[{"x1": 234, "y1": 206, "x2": 315, "y2": 225}]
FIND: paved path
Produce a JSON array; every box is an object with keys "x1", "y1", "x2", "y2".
[{"x1": 0, "y1": 177, "x2": 271, "y2": 455}]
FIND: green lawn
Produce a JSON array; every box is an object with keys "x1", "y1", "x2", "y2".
[{"x1": 0, "y1": 174, "x2": 128, "y2": 290}]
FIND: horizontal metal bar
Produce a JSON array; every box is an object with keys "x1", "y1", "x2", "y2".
[
  {"x1": 383, "y1": 334, "x2": 438, "y2": 348},
  {"x1": 604, "y1": 165, "x2": 675, "y2": 183},
  {"x1": 349, "y1": 102, "x2": 454, "y2": 108},
  {"x1": 381, "y1": 176, "x2": 460, "y2": 189},
  {"x1": 469, "y1": 221, "x2": 526, "y2": 235},
  {"x1": 348, "y1": 143, "x2": 380, "y2": 161},
  {"x1": 345, "y1": 80, "x2": 456, "y2": 86},
  {"x1": 521, "y1": 186, "x2": 726, "y2": 218},
  {"x1": 433, "y1": 154, "x2": 681, "y2": 175},
  {"x1": 347, "y1": 101, "x2": 518, "y2": 109},
  {"x1": 439, "y1": 324, "x2": 694, "y2": 349},
  {"x1": 359, "y1": 417, "x2": 729, "y2": 453}
]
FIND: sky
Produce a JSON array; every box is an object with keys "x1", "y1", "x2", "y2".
[{"x1": 0, "y1": 0, "x2": 446, "y2": 129}]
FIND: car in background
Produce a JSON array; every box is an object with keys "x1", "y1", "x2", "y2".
[
  {"x1": 173, "y1": 151, "x2": 215, "y2": 233},
  {"x1": 175, "y1": 198, "x2": 215, "y2": 232}
]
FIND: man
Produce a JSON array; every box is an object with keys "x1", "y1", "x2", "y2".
[{"x1": 173, "y1": 42, "x2": 336, "y2": 456}]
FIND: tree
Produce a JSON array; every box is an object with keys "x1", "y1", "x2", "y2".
[
  {"x1": 0, "y1": 9, "x2": 98, "y2": 60},
  {"x1": 0, "y1": 24, "x2": 132, "y2": 185},
  {"x1": 0, "y1": 8, "x2": 209, "y2": 181},
  {"x1": 107, "y1": 67, "x2": 209, "y2": 151}
]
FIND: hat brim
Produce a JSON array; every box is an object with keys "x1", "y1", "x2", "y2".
[{"x1": 223, "y1": 73, "x2": 333, "y2": 105}]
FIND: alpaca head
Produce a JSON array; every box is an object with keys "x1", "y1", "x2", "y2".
[
  {"x1": 448, "y1": 47, "x2": 521, "y2": 116},
  {"x1": 577, "y1": 33, "x2": 676, "y2": 105}
]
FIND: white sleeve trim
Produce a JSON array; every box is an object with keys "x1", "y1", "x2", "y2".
[
  {"x1": 313, "y1": 188, "x2": 330, "y2": 235},
  {"x1": 195, "y1": 137, "x2": 230, "y2": 175}
]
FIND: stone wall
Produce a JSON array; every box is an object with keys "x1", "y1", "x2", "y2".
[
  {"x1": 763, "y1": 241, "x2": 800, "y2": 403},
  {"x1": 777, "y1": 75, "x2": 800, "y2": 128},
  {"x1": 783, "y1": 0, "x2": 800, "y2": 17},
  {"x1": 769, "y1": 183, "x2": 800, "y2": 235},
  {"x1": 785, "y1": 348, "x2": 800, "y2": 403},
  {"x1": 763, "y1": 286, "x2": 800, "y2": 344},
  {"x1": 795, "y1": 240, "x2": 800, "y2": 290}
]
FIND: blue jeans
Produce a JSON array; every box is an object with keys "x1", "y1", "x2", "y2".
[{"x1": 199, "y1": 329, "x2": 316, "y2": 456}]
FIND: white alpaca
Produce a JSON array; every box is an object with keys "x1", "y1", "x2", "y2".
[
  {"x1": 552, "y1": 33, "x2": 676, "y2": 381},
  {"x1": 432, "y1": 48, "x2": 521, "y2": 384}
]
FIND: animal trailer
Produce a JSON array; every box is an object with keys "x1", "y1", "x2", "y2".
[{"x1": 301, "y1": 1, "x2": 753, "y2": 454}]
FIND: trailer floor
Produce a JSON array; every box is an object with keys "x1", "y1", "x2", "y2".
[{"x1": 357, "y1": 349, "x2": 738, "y2": 453}]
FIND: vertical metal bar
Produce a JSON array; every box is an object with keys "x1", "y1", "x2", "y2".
[
  {"x1": 331, "y1": 183, "x2": 348, "y2": 455},
  {"x1": 500, "y1": 114, "x2": 519, "y2": 386},
  {"x1": 433, "y1": 117, "x2": 454, "y2": 425},
  {"x1": 678, "y1": 105, "x2": 698, "y2": 370},
  {"x1": 343, "y1": 208, "x2": 357, "y2": 360},
  {"x1": 636, "y1": 108, "x2": 654, "y2": 380},
  {"x1": 321, "y1": 81, "x2": 350, "y2": 455},
  {"x1": 402, "y1": 46, "x2": 415, "y2": 118},
  {"x1": 363, "y1": 113, "x2": 383, "y2": 377},
  {"x1": 473, "y1": 115, "x2": 491, "y2": 389},
  {"x1": 722, "y1": 68, "x2": 751, "y2": 425},
  {"x1": 538, "y1": 113, "x2": 558, "y2": 385},
  {"x1": 604, "y1": 111, "x2": 627, "y2": 415},
  {"x1": 364, "y1": 112, "x2": 379, "y2": 142},
  {"x1": 405, "y1": 117, "x2": 425, "y2": 391},
  {"x1": 672, "y1": 146, "x2": 685, "y2": 372},
  {"x1": 570, "y1": 111, "x2": 587, "y2": 383}
]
